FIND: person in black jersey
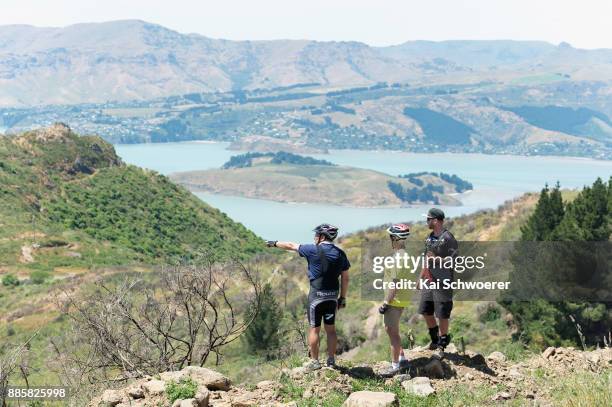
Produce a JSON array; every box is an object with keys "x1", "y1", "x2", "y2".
[
  {"x1": 419, "y1": 208, "x2": 458, "y2": 351},
  {"x1": 267, "y1": 224, "x2": 350, "y2": 370}
]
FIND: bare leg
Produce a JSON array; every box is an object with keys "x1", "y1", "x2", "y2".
[
  {"x1": 423, "y1": 314, "x2": 437, "y2": 329},
  {"x1": 308, "y1": 326, "x2": 321, "y2": 360},
  {"x1": 439, "y1": 319, "x2": 449, "y2": 336},
  {"x1": 385, "y1": 325, "x2": 402, "y2": 363},
  {"x1": 323, "y1": 324, "x2": 337, "y2": 359}
]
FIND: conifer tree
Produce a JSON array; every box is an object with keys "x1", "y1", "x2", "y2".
[
  {"x1": 502, "y1": 178, "x2": 612, "y2": 348},
  {"x1": 244, "y1": 283, "x2": 282, "y2": 358}
]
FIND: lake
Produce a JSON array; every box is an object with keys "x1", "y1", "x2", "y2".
[{"x1": 115, "y1": 142, "x2": 612, "y2": 242}]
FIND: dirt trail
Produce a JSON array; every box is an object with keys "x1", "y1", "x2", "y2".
[{"x1": 477, "y1": 193, "x2": 538, "y2": 240}]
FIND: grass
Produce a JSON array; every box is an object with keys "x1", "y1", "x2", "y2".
[
  {"x1": 548, "y1": 370, "x2": 612, "y2": 407},
  {"x1": 274, "y1": 365, "x2": 611, "y2": 406}
]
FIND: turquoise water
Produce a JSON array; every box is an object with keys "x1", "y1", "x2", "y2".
[{"x1": 115, "y1": 142, "x2": 612, "y2": 242}]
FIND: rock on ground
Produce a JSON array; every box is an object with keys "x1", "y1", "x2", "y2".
[
  {"x1": 402, "y1": 377, "x2": 435, "y2": 397},
  {"x1": 101, "y1": 389, "x2": 123, "y2": 406},
  {"x1": 343, "y1": 391, "x2": 398, "y2": 407},
  {"x1": 487, "y1": 351, "x2": 507, "y2": 362}
]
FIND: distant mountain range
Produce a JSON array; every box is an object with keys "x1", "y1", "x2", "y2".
[{"x1": 1, "y1": 19, "x2": 612, "y2": 106}]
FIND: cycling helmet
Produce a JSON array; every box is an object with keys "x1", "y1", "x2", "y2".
[
  {"x1": 386, "y1": 223, "x2": 410, "y2": 240},
  {"x1": 313, "y1": 223, "x2": 339, "y2": 240}
]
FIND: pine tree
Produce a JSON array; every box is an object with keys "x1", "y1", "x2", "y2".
[
  {"x1": 520, "y1": 183, "x2": 564, "y2": 241},
  {"x1": 502, "y1": 178, "x2": 612, "y2": 349},
  {"x1": 244, "y1": 283, "x2": 282, "y2": 358}
]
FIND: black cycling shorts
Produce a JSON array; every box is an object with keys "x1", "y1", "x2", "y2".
[
  {"x1": 308, "y1": 299, "x2": 337, "y2": 327},
  {"x1": 418, "y1": 299, "x2": 453, "y2": 319},
  {"x1": 307, "y1": 288, "x2": 338, "y2": 327}
]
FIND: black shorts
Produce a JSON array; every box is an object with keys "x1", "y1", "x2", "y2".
[
  {"x1": 418, "y1": 299, "x2": 453, "y2": 319},
  {"x1": 308, "y1": 289, "x2": 338, "y2": 327}
]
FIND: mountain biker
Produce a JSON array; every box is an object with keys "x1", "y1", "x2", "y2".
[
  {"x1": 266, "y1": 223, "x2": 350, "y2": 370},
  {"x1": 379, "y1": 223, "x2": 411, "y2": 377},
  {"x1": 420, "y1": 208, "x2": 458, "y2": 351}
]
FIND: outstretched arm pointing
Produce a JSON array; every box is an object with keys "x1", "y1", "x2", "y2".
[{"x1": 266, "y1": 240, "x2": 299, "y2": 252}]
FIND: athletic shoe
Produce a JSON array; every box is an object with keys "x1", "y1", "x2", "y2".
[
  {"x1": 304, "y1": 359, "x2": 322, "y2": 371},
  {"x1": 379, "y1": 365, "x2": 401, "y2": 378},
  {"x1": 437, "y1": 334, "x2": 452, "y2": 350},
  {"x1": 325, "y1": 357, "x2": 336, "y2": 368}
]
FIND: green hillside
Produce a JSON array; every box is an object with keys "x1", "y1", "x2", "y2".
[{"x1": 0, "y1": 123, "x2": 262, "y2": 275}]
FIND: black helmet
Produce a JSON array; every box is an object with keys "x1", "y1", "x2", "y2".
[
  {"x1": 387, "y1": 223, "x2": 411, "y2": 240},
  {"x1": 313, "y1": 223, "x2": 339, "y2": 240}
]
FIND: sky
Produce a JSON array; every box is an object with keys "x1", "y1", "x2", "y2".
[{"x1": 2, "y1": 0, "x2": 612, "y2": 49}]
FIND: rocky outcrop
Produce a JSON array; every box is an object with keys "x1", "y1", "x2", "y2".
[
  {"x1": 88, "y1": 366, "x2": 294, "y2": 407},
  {"x1": 89, "y1": 346, "x2": 612, "y2": 406}
]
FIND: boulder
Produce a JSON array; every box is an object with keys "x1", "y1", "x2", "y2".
[
  {"x1": 172, "y1": 399, "x2": 199, "y2": 407},
  {"x1": 127, "y1": 386, "x2": 144, "y2": 399},
  {"x1": 101, "y1": 389, "x2": 123, "y2": 406},
  {"x1": 392, "y1": 374, "x2": 412, "y2": 383},
  {"x1": 195, "y1": 389, "x2": 210, "y2": 407},
  {"x1": 184, "y1": 366, "x2": 231, "y2": 391},
  {"x1": 402, "y1": 377, "x2": 435, "y2": 397},
  {"x1": 159, "y1": 370, "x2": 188, "y2": 383},
  {"x1": 487, "y1": 351, "x2": 507, "y2": 362},
  {"x1": 342, "y1": 391, "x2": 398, "y2": 406},
  {"x1": 141, "y1": 379, "x2": 166, "y2": 396}
]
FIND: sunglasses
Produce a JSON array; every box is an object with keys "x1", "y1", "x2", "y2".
[{"x1": 426, "y1": 217, "x2": 436, "y2": 221}]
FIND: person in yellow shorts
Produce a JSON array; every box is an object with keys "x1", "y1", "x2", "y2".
[{"x1": 378, "y1": 223, "x2": 411, "y2": 377}]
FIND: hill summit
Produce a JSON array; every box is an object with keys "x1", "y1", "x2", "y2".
[{"x1": 0, "y1": 124, "x2": 262, "y2": 273}]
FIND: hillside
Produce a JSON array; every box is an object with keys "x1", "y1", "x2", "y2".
[
  {"x1": 2, "y1": 21, "x2": 612, "y2": 106},
  {"x1": 2, "y1": 20, "x2": 612, "y2": 158},
  {"x1": 81, "y1": 189, "x2": 610, "y2": 407},
  {"x1": 169, "y1": 154, "x2": 469, "y2": 207},
  {"x1": 0, "y1": 123, "x2": 263, "y2": 277},
  {"x1": 4, "y1": 81, "x2": 611, "y2": 159},
  {"x1": 3, "y1": 176, "x2": 606, "y2": 406}
]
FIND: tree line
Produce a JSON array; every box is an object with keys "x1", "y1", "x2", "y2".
[{"x1": 222, "y1": 151, "x2": 335, "y2": 169}]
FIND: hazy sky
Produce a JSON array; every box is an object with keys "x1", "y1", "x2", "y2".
[{"x1": 3, "y1": 0, "x2": 612, "y2": 49}]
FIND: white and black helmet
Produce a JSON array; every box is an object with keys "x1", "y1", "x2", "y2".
[
  {"x1": 387, "y1": 223, "x2": 411, "y2": 240},
  {"x1": 314, "y1": 223, "x2": 339, "y2": 240}
]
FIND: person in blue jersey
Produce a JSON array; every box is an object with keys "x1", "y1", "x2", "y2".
[{"x1": 267, "y1": 224, "x2": 350, "y2": 371}]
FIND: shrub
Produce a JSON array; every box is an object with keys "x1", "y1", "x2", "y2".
[
  {"x1": 166, "y1": 377, "x2": 198, "y2": 403},
  {"x1": 477, "y1": 302, "x2": 502, "y2": 323},
  {"x1": 30, "y1": 270, "x2": 51, "y2": 284},
  {"x1": 2, "y1": 274, "x2": 20, "y2": 287}
]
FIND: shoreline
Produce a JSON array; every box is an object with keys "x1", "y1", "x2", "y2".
[{"x1": 113, "y1": 140, "x2": 612, "y2": 162}]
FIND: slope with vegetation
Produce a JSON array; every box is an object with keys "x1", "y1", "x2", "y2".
[
  {"x1": 0, "y1": 124, "x2": 266, "y2": 403},
  {"x1": 1, "y1": 128, "x2": 609, "y2": 406},
  {"x1": 0, "y1": 123, "x2": 262, "y2": 275},
  {"x1": 72, "y1": 180, "x2": 611, "y2": 406}
]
